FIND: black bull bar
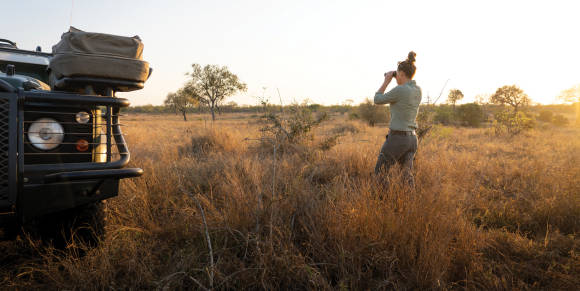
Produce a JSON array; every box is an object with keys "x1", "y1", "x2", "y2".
[{"x1": 4, "y1": 90, "x2": 143, "y2": 220}]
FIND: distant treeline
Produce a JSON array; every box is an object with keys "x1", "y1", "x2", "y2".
[
  {"x1": 124, "y1": 102, "x2": 576, "y2": 115},
  {"x1": 123, "y1": 103, "x2": 349, "y2": 114}
]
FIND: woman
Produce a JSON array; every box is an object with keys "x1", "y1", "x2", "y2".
[{"x1": 373, "y1": 51, "x2": 422, "y2": 186}]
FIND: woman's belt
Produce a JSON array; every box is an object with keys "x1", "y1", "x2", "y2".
[{"x1": 389, "y1": 130, "x2": 416, "y2": 136}]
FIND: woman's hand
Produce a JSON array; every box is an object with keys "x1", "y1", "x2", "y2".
[
  {"x1": 384, "y1": 71, "x2": 396, "y2": 81},
  {"x1": 377, "y1": 71, "x2": 395, "y2": 94}
]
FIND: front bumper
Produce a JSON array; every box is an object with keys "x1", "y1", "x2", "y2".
[
  {"x1": 44, "y1": 168, "x2": 143, "y2": 183},
  {"x1": 20, "y1": 179, "x2": 119, "y2": 220},
  {"x1": 19, "y1": 169, "x2": 143, "y2": 220}
]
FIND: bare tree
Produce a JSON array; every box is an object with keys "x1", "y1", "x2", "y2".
[
  {"x1": 164, "y1": 88, "x2": 196, "y2": 121},
  {"x1": 490, "y1": 85, "x2": 530, "y2": 113},
  {"x1": 447, "y1": 89, "x2": 464, "y2": 111},
  {"x1": 185, "y1": 64, "x2": 247, "y2": 121},
  {"x1": 474, "y1": 93, "x2": 491, "y2": 122},
  {"x1": 474, "y1": 93, "x2": 490, "y2": 105}
]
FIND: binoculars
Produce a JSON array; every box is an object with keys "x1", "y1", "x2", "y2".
[{"x1": 384, "y1": 71, "x2": 397, "y2": 77}]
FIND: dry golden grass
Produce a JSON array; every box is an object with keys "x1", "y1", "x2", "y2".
[{"x1": 1, "y1": 112, "x2": 579, "y2": 290}]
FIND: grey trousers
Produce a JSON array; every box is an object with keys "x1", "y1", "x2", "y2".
[{"x1": 374, "y1": 134, "x2": 418, "y2": 186}]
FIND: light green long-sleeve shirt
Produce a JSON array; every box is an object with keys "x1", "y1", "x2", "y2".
[{"x1": 374, "y1": 80, "x2": 422, "y2": 131}]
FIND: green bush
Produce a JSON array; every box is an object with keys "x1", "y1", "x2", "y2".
[
  {"x1": 260, "y1": 103, "x2": 328, "y2": 144},
  {"x1": 358, "y1": 99, "x2": 388, "y2": 126},
  {"x1": 493, "y1": 110, "x2": 536, "y2": 135},
  {"x1": 433, "y1": 105, "x2": 454, "y2": 125},
  {"x1": 456, "y1": 103, "x2": 484, "y2": 127}
]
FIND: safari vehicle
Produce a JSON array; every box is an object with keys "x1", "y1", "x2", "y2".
[{"x1": 0, "y1": 28, "x2": 150, "y2": 246}]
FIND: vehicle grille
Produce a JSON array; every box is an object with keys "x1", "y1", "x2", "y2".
[{"x1": 0, "y1": 98, "x2": 9, "y2": 201}]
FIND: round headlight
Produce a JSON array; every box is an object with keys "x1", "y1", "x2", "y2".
[
  {"x1": 75, "y1": 111, "x2": 91, "y2": 124},
  {"x1": 28, "y1": 118, "x2": 64, "y2": 150}
]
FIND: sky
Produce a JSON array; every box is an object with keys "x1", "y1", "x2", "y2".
[{"x1": 2, "y1": 0, "x2": 579, "y2": 106}]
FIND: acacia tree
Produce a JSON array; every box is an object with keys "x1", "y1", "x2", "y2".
[
  {"x1": 447, "y1": 89, "x2": 464, "y2": 111},
  {"x1": 185, "y1": 64, "x2": 247, "y2": 121},
  {"x1": 558, "y1": 84, "x2": 580, "y2": 125},
  {"x1": 164, "y1": 88, "x2": 196, "y2": 121},
  {"x1": 490, "y1": 85, "x2": 530, "y2": 113}
]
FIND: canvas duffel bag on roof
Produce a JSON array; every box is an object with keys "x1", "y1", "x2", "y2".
[{"x1": 49, "y1": 27, "x2": 150, "y2": 89}]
